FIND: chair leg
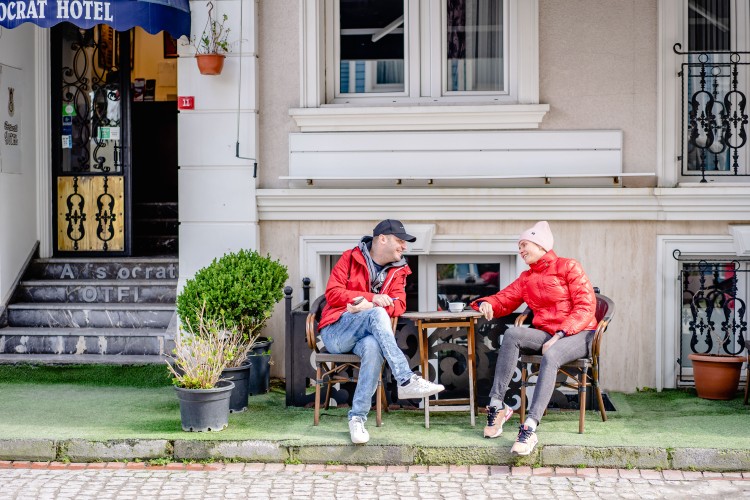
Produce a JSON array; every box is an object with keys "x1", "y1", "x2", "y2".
[
  {"x1": 324, "y1": 379, "x2": 333, "y2": 411},
  {"x1": 381, "y1": 365, "x2": 390, "y2": 413},
  {"x1": 593, "y1": 366, "x2": 607, "y2": 422},
  {"x1": 314, "y1": 365, "x2": 322, "y2": 426},
  {"x1": 744, "y1": 363, "x2": 749, "y2": 405},
  {"x1": 376, "y1": 379, "x2": 383, "y2": 428},
  {"x1": 578, "y1": 368, "x2": 589, "y2": 434},
  {"x1": 520, "y1": 363, "x2": 527, "y2": 424}
]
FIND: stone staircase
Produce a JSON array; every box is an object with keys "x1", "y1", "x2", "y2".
[{"x1": 0, "y1": 257, "x2": 178, "y2": 364}]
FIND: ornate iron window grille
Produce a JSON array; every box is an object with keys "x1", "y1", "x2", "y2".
[
  {"x1": 674, "y1": 250, "x2": 749, "y2": 384},
  {"x1": 674, "y1": 43, "x2": 749, "y2": 182}
]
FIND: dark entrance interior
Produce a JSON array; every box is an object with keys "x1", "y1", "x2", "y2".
[{"x1": 131, "y1": 100, "x2": 178, "y2": 255}]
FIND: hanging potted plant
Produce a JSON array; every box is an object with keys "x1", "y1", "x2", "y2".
[
  {"x1": 191, "y1": 1, "x2": 231, "y2": 75},
  {"x1": 685, "y1": 276, "x2": 747, "y2": 400},
  {"x1": 177, "y1": 249, "x2": 288, "y2": 400},
  {"x1": 166, "y1": 312, "x2": 239, "y2": 432}
]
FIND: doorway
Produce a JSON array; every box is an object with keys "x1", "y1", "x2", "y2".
[{"x1": 51, "y1": 25, "x2": 179, "y2": 257}]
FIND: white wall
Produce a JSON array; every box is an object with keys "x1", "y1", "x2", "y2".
[
  {"x1": 177, "y1": 0, "x2": 259, "y2": 288},
  {"x1": 0, "y1": 24, "x2": 39, "y2": 306}
]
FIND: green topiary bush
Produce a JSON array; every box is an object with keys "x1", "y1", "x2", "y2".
[{"x1": 176, "y1": 249, "x2": 289, "y2": 339}]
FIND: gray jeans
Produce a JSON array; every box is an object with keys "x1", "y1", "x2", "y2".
[{"x1": 489, "y1": 326, "x2": 595, "y2": 424}]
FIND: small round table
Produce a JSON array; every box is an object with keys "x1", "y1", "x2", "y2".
[{"x1": 401, "y1": 309, "x2": 482, "y2": 428}]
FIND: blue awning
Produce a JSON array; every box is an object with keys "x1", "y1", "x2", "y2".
[{"x1": 0, "y1": 0, "x2": 190, "y2": 38}]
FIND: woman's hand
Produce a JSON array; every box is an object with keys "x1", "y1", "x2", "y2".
[
  {"x1": 542, "y1": 332, "x2": 563, "y2": 354},
  {"x1": 478, "y1": 302, "x2": 494, "y2": 321}
]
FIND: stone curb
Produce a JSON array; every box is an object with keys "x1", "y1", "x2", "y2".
[{"x1": 1, "y1": 439, "x2": 749, "y2": 471}]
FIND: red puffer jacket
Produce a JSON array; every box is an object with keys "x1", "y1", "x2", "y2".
[
  {"x1": 318, "y1": 247, "x2": 410, "y2": 330},
  {"x1": 470, "y1": 250, "x2": 597, "y2": 336}
]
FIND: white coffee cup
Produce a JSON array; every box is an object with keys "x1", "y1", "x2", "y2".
[{"x1": 448, "y1": 302, "x2": 465, "y2": 313}]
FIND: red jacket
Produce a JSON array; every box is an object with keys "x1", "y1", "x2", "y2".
[
  {"x1": 318, "y1": 247, "x2": 410, "y2": 330},
  {"x1": 470, "y1": 250, "x2": 597, "y2": 336}
]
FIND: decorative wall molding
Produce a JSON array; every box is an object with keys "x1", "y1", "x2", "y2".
[
  {"x1": 257, "y1": 187, "x2": 750, "y2": 221},
  {"x1": 289, "y1": 104, "x2": 549, "y2": 132},
  {"x1": 729, "y1": 226, "x2": 750, "y2": 256}
]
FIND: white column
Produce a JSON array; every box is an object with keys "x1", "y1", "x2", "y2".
[{"x1": 177, "y1": 0, "x2": 259, "y2": 286}]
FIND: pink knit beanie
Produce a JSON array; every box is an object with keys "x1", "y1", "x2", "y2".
[{"x1": 519, "y1": 221, "x2": 554, "y2": 252}]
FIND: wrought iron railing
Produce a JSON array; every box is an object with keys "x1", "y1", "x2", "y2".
[
  {"x1": 674, "y1": 44, "x2": 749, "y2": 182},
  {"x1": 675, "y1": 251, "x2": 749, "y2": 384}
]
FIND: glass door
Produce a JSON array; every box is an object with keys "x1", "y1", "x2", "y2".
[{"x1": 52, "y1": 24, "x2": 132, "y2": 254}]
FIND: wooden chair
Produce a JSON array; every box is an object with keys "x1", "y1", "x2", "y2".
[
  {"x1": 306, "y1": 295, "x2": 395, "y2": 426},
  {"x1": 744, "y1": 339, "x2": 749, "y2": 405},
  {"x1": 516, "y1": 289, "x2": 615, "y2": 434}
]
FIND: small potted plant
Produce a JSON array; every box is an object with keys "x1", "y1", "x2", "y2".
[
  {"x1": 167, "y1": 312, "x2": 238, "y2": 432},
  {"x1": 192, "y1": 1, "x2": 231, "y2": 75},
  {"x1": 177, "y1": 249, "x2": 288, "y2": 398}
]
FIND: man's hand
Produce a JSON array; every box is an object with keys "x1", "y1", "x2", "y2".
[
  {"x1": 542, "y1": 333, "x2": 562, "y2": 355},
  {"x1": 347, "y1": 297, "x2": 373, "y2": 314},
  {"x1": 478, "y1": 302, "x2": 494, "y2": 321},
  {"x1": 371, "y1": 294, "x2": 394, "y2": 308}
]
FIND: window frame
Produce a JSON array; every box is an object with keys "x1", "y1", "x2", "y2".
[
  {"x1": 321, "y1": 0, "x2": 524, "y2": 105},
  {"x1": 658, "y1": 0, "x2": 750, "y2": 187}
]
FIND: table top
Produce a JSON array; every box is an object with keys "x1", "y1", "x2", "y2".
[{"x1": 401, "y1": 310, "x2": 482, "y2": 321}]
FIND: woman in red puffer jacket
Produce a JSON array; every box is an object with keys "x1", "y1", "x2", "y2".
[{"x1": 469, "y1": 221, "x2": 596, "y2": 457}]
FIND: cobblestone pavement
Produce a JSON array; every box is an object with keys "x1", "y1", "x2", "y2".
[{"x1": 0, "y1": 462, "x2": 749, "y2": 499}]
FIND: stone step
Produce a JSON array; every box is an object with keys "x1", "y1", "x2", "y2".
[
  {"x1": 13, "y1": 280, "x2": 177, "y2": 304},
  {"x1": 7, "y1": 303, "x2": 175, "y2": 329},
  {"x1": 133, "y1": 202, "x2": 178, "y2": 219},
  {"x1": 134, "y1": 235, "x2": 179, "y2": 255},
  {"x1": 0, "y1": 327, "x2": 174, "y2": 356},
  {"x1": 27, "y1": 258, "x2": 178, "y2": 281},
  {"x1": 0, "y1": 353, "x2": 169, "y2": 365},
  {"x1": 132, "y1": 218, "x2": 179, "y2": 236}
]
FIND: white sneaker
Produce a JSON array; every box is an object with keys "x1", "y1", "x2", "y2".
[
  {"x1": 397, "y1": 374, "x2": 445, "y2": 400},
  {"x1": 348, "y1": 416, "x2": 369, "y2": 444}
]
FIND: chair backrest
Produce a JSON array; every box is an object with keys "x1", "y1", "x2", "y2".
[
  {"x1": 590, "y1": 293, "x2": 614, "y2": 360},
  {"x1": 305, "y1": 295, "x2": 398, "y2": 353},
  {"x1": 306, "y1": 295, "x2": 327, "y2": 353}
]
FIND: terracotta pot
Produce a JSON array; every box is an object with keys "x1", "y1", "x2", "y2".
[
  {"x1": 196, "y1": 54, "x2": 226, "y2": 75},
  {"x1": 688, "y1": 353, "x2": 745, "y2": 400}
]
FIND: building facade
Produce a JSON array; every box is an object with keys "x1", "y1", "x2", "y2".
[{"x1": 0, "y1": 0, "x2": 748, "y2": 393}]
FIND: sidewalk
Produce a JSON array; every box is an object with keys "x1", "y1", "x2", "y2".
[
  {"x1": 0, "y1": 365, "x2": 748, "y2": 470},
  {"x1": 2, "y1": 462, "x2": 749, "y2": 499}
]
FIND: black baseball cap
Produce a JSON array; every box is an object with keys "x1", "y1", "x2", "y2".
[{"x1": 373, "y1": 219, "x2": 416, "y2": 242}]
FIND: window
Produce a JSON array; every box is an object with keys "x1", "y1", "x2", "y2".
[
  {"x1": 327, "y1": 0, "x2": 514, "y2": 103},
  {"x1": 678, "y1": 0, "x2": 750, "y2": 181},
  {"x1": 323, "y1": 254, "x2": 514, "y2": 313}
]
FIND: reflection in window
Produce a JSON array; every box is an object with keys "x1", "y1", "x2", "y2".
[
  {"x1": 339, "y1": 0, "x2": 405, "y2": 94},
  {"x1": 437, "y1": 262, "x2": 501, "y2": 311},
  {"x1": 446, "y1": 0, "x2": 504, "y2": 92}
]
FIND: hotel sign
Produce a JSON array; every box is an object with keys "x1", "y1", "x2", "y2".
[{"x1": 0, "y1": 0, "x2": 191, "y2": 38}]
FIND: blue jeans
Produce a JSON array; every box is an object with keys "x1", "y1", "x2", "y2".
[{"x1": 320, "y1": 308, "x2": 414, "y2": 421}]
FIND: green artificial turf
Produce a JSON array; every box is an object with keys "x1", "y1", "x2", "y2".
[{"x1": 0, "y1": 365, "x2": 748, "y2": 449}]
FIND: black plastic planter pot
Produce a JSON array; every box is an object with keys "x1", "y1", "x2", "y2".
[
  {"x1": 222, "y1": 364, "x2": 251, "y2": 412},
  {"x1": 247, "y1": 337, "x2": 273, "y2": 396},
  {"x1": 174, "y1": 380, "x2": 234, "y2": 432}
]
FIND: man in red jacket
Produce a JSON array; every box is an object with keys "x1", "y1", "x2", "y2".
[
  {"x1": 470, "y1": 221, "x2": 597, "y2": 456},
  {"x1": 320, "y1": 219, "x2": 444, "y2": 444}
]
